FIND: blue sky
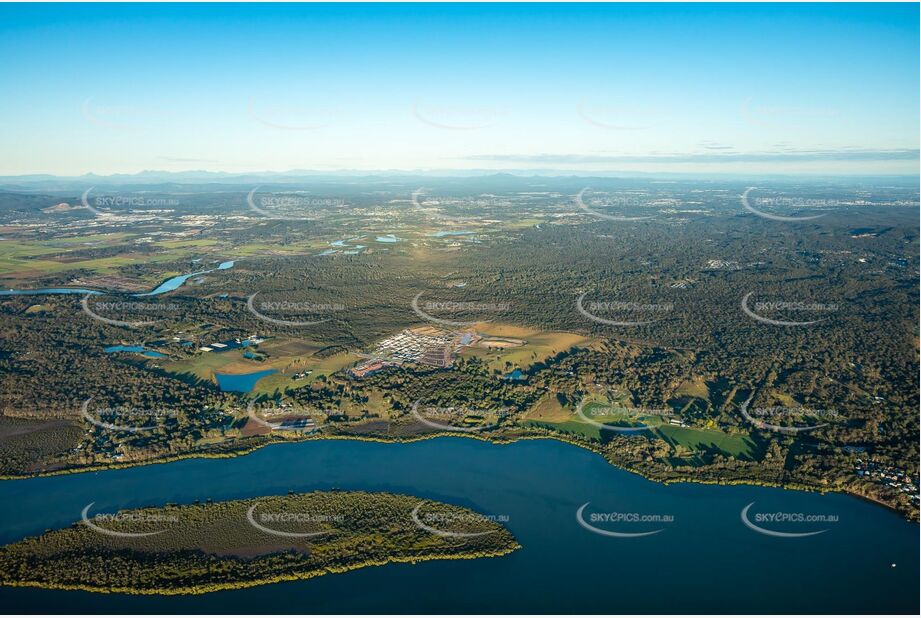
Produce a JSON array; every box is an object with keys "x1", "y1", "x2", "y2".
[{"x1": 0, "y1": 3, "x2": 917, "y2": 176}]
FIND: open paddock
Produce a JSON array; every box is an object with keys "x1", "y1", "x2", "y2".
[{"x1": 460, "y1": 323, "x2": 596, "y2": 372}]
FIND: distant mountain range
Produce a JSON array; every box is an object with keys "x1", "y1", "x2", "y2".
[{"x1": 1, "y1": 169, "x2": 918, "y2": 192}]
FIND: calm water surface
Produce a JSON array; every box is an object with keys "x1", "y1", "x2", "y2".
[
  {"x1": 2, "y1": 261, "x2": 235, "y2": 298},
  {"x1": 0, "y1": 438, "x2": 916, "y2": 613},
  {"x1": 103, "y1": 345, "x2": 167, "y2": 359},
  {"x1": 137, "y1": 260, "x2": 235, "y2": 296},
  {"x1": 214, "y1": 369, "x2": 277, "y2": 392}
]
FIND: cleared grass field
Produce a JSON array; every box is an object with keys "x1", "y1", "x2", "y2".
[
  {"x1": 524, "y1": 419, "x2": 608, "y2": 441},
  {"x1": 652, "y1": 425, "x2": 759, "y2": 460},
  {"x1": 526, "y1": 417, "x2": 758, "y2": 459},
  {"x1": 0, "y1": 234, "x2": 218, "y2": 282},
  {"x1": 673, "y1": 377, "x2": 710, "y2": 400},
  {"x1": 0, "y1": 237, "x2": 137, "y2": 278},
  {"x1": 162, "y1": 345, "x2": 359, "y2": 395},
  {"x1": 524, "y1": 395, "x2": 650, "y2": 441},
  {"x1": 248, "y1": 351, "x2": 358, "y2": 396},
  {"x1": 162, "y1": 351, "x2": 246, "y2": 383},
  {"x1": 460, "y1": 323, "x2": 595, "y2": 372},
  {"x1": 523, "y1": 393, "x2": 571, "y2": 422},
  {"x1": 524, "y1": 393, "x2": 757, "y2": 460}
]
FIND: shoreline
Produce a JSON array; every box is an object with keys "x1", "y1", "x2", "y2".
[
  {"x1": 0, "y1": 541, "x2": 520, "y2": 597},
  {"x1": 1, "y1": 428, "x2": 915, "y2": 521}
]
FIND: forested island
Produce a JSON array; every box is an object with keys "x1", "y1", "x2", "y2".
[{"x1": 0, "y1": 491, "x2": 518, "y2": 594}]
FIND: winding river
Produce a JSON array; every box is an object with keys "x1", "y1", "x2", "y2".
[
  {"x1": 0, "y1": 260, "x2": 235, "y2": 298},
  {"x1": 0, "y1": 438, "x2": 916, "y2": 613}
]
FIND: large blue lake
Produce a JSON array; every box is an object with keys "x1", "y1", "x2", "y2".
[
  {"x1": 215, "y1": 369, "x2": 277, "y2": 392},
  {"x1": 0, "y1": 438, "x2": 916, "y2": 613}
]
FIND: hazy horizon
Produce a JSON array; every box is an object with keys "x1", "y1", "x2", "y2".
[{"x1": 2, "y1": 165, "x2": 920, "y2": 183}]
